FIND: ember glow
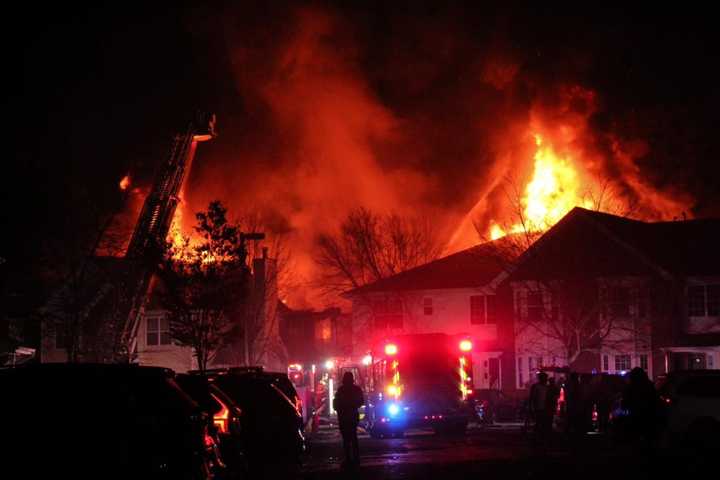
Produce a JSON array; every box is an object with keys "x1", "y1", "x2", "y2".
[{"x1": 119, "y1": 175, "x2": 131, "y2": 191}]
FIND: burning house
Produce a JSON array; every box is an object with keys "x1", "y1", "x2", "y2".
[
  {"x1": 346, "y1": 206, "x2": 720, "y2": 395},
  {"x1": 509, "y1": 207, "x2": 720, "y2": 387}
]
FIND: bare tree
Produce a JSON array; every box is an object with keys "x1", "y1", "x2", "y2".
[
  {"x1": 315, "y1": 207, "x2": 443, "y2": 296},
  {"x1": 475, "y1": 176, "x2": 650, "y2": 372},
  {"x1": 39, "y1": 188, "x2": 130, "y2": 363}
]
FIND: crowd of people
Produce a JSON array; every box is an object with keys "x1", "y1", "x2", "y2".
[{"x1": 527, "y1": 367, "x2": 661, "y2": 446}]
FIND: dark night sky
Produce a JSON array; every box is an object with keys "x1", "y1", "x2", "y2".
[{"x1": 4, "y1": 1, "x2": 720, "y2": 298}]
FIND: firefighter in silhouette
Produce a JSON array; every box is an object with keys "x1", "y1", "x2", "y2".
[
  {"x1": 333, "y1": 371, "x2": 365, "y2": 467},
  {"x1": 529, "y1": 372, "x2": 552, "y2": 443}
]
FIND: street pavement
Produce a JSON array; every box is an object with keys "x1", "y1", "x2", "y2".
[{"x1": 298, "y1": 423, "x2": 713, "y2": 480}]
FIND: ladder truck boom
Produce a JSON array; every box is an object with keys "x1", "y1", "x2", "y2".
[{"x1": 117, "y1": 112, "x2": 217, "y2": 360}]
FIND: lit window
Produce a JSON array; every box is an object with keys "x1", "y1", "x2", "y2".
[
  {"x1": 614, "y1": 354, "x2": 631, "y2": 372},
  {"x1": 147, "y1": 317, "x2": 171, "y2": 346},
  {"x1": 423, "y1": 297, "x2": 433, "y2": 316}
]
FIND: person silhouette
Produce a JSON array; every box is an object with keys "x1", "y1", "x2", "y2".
[
  {"x1": 333, "y1": 371, "x2": 365, "y2": 468},
  {"x1": 529, "y1": 372, "x2": 551, "y2": 444},
  {"x1": 621, "y1": 367, "x2": 658, "y2": 444}
]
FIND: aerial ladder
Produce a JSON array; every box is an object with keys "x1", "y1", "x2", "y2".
[{"x1": 117, "y1": 112, "x2": 217, "y2": 360}]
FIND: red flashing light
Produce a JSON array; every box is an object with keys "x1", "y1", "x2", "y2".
[
  {"x1": 385, "y1": 343, "x2": 398, "y2": 356},
  {"x1": 459, "y1": 339, "x2": 473, "y2": 352}
]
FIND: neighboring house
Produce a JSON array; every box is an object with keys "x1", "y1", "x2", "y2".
[
  {"x1": 278, "y1": 304, "x2": 352, "y2": 364},
  {"x1": 136, "y1": 249, "x2": 286, "y2": 373},
  {"x1": 345, "y1": 241, "x2": 517, "y2": 392},
  {"x1": 42, "y1": 251, "x2": 286, "y2": 372},
  {"x1": 40, "y1": 256, "x2": 129, "y2": 364},
  {"x1": 506, "y1": 207, "x2": 720, "y2": 389}
]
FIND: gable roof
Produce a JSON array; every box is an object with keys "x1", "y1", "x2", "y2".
[
  {"x1": 508, "y1": 207, "x2": 720, "y2": 282},
  {"x1": 345, "y1": 239, "x2": 514, "y2": 296}
]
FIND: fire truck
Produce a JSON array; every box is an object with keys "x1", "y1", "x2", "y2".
[{"x1": 364, "y1": 333, "x2": 474, "y2": 438}]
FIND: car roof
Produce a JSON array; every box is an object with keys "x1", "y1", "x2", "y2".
[{"x1": 0, "y1": 363, "x2": 174, "y2": 378}]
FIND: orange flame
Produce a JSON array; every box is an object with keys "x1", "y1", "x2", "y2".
[
  {"x1": 489, "y1": 134, "x2": 592, "y2": 238},
  {"x1": 119, "y1": 175, "x2": 131, "y2": 191}
]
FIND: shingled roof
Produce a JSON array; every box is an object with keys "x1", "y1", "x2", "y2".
[
  {"x1": 345, "y1": 239, "x2": 513, "y2": 296},
  {"x1": 510, "y1": 207, "x2": 720, "y2": 281},
  {"x1": 346, "y1": 207, "x2": 720, "y2": 297}
]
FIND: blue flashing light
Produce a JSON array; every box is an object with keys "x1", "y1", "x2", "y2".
[{"x1": 387, "y1": 403, "x2": 400, "y2": 416}]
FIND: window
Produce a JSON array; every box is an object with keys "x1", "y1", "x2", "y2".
[
  {"x1": 373, "y1": 298, "x2": 403, "y2": 329},
  {"x1": 486, "y1": 295, "x2": 497, "y2": 324},
  {"x1": 639, "y1": 354, "x2": 648, "y2": 371},
  {"x1": 709, "y1": 286, "x2": 720, "y2": 316},
  {"x1": 708, "y1": 354, "x2": 715, "y2": 369},
  {"x1": 608, "y1": 287, "x2": 630, "y2": 317},
  {"x1": 614, "y1": 354, "x2": 631, "y2": 372},
  {"x1": 518, "y1": 356, "x2": 524, "y2": 388},
  {"x1": 423, "y1": 297, "x2": 433, "y2": 316},
  {"x1": 688, "y1": 285, "x2": 720, "y2": 317},
  {"x1": 470, "y1": 295, "x2": 496, "y2": 324},
  {"x1": 55, "y1": 324, "x2": 68, "y2": 350},
  {"x1": 688, "y1": 286, "x2": 706, "y2": 316},
  {"x1": 146, "y1": 316, "x2": 171, "y2": 346},
  {"x1": 603, "y1": 354, "x2": 609, "y2": 372},
  {"x1": 526, "y1": 291, "x2": 544, "y2": 321},
  {"x1": 637, "y1": 287, "x2": 649, "y2": 318}
]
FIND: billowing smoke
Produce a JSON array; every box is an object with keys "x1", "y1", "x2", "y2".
[{"x1": 172, "y1": 4, "x2": 699, "y2": 307}]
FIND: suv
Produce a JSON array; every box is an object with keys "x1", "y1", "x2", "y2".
[
  {"x1": 657, "y1": 369, "x2": 720, "y2": 449},
  {"x1": 198, "y1": 368, "x2": 305, "y2": 473},
  {"x1": 176, "y1": 374, "x2": 245, "y2": 478},
  {"x1": 0, "y1": 364, "x2": 217, "y2": 479}
]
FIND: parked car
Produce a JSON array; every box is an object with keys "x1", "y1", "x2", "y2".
[
  {"x1": 176, "y1": 374, "x2": 245, "y2": 478},
  {"x1": 0, "y1": 364, "x2": 217, "y2": 479},
  {"x1": 656, "y1": 369, "x2": 720, "y2": 449},
  {"x1": 198, "y1": 368, "x2": 305, "y2": 474}
]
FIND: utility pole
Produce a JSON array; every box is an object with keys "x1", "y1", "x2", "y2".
[{"x1": 240, "y1": 232, "x2": 265, "y2": 366}]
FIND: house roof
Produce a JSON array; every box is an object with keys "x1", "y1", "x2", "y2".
[
  {"x1": 510, "y1": 207, "x2": 720, "y2": 281},
  {"x1": 345, "y1": 239, "x2": 514, "y2": 296},
  {"x1": 346, "y1": 207, "x2": 720, "y2": 297}
]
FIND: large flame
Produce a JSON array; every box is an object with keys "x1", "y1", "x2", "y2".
[{"x1": 489, "y1": 134, "x2": 593, "y2": 239}]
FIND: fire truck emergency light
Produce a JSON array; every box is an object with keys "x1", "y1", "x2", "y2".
[
  {"x1": 459, "y1": 339, "x2": 473, "y2": 352},
  {"x1": 384, "y1": 343, "x2": 398, "y2": 356}
]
